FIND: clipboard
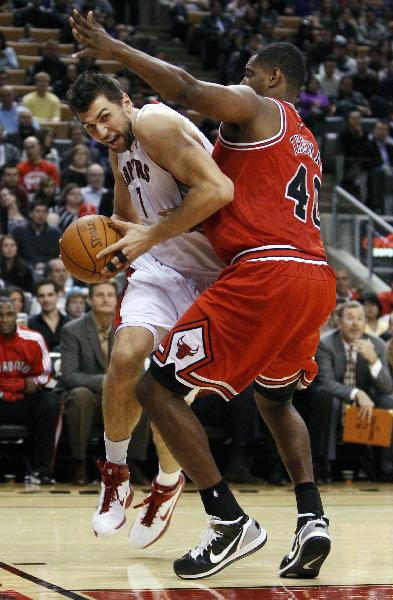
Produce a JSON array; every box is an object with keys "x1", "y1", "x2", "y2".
[{"x1": 343, "y1": 406, "x2": 393, "y2": 448}]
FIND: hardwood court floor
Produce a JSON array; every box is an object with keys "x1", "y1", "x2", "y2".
[{"x1": 0, "y1": 481, "x2": 393, "y2": 599}]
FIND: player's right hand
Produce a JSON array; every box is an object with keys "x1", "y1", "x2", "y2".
[
  {"x1": 355, "y1": 390, "x2": 375, "y2": 423},
  {"x1": 70, "y1": 9, "x2": 118, "y2": 60}
]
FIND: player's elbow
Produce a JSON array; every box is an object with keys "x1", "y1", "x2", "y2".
[{"x1": 213, "y1": 176, "x2": 234, "y2": 208}]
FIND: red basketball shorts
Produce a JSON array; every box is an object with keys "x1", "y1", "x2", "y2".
[{"x1": 150, "y1": 259, "x2": 336, "y2": 400}]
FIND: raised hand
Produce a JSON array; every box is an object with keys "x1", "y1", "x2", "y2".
[{"x1": 70, "y1": 9, "x2": 119, "y2": 60}]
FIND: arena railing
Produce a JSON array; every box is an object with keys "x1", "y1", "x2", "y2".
[{"x1": 332, "y1": 185, "x2": 393, "y2": 281}]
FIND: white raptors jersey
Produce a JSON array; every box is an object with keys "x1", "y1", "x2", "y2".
[{"x1": 117, "y1": 103, "x2": 223, "y2": 279}]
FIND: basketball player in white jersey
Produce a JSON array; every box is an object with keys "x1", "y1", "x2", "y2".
[{"x1": 66, "y1": 72, "x2": 232, "y2": 547}]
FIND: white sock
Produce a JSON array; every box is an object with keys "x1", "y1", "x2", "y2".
[
  {"x1": 104, "y1": 432, "x2": 130, "y2": 465},
  {"x1": 156, "y1": 464, "x2": 182, "y2": 487}
]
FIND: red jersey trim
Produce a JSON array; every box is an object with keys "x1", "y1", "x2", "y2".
[
  {"x1": 217, "y1": 98, "x2": 286, "y2": 150},
  {"x1": 231, "y1": 245, "x2": 328, "y2": 266}
]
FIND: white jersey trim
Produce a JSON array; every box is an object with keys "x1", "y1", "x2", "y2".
[
  {"x1": 245, "y1": 256, "x2": 328, "y2": 266},
  {"x1": 218, "y1": 98, "x2": 286, "y2": 150}
]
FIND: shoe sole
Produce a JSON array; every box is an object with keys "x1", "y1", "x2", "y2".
[
  {"x1": 129, "y1": 475, "x2": 185, "y2": 549},
  {"x1": 279, "y1": 535, "x2": 331, "y2": 578},
  {"x1": 174, "y1": 527, "x2": 268, "y2": 579},
  {"x1": 93, "y1": 488, "x2": 134, "y2": 537}
]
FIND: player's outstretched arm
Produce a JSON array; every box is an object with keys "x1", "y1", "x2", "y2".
[{"x1": 70, "y1": 9, "x2": 260, "y2": 124}]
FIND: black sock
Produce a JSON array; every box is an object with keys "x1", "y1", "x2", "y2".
[
  {"x1": 294, "y1": 482, "x2": 324, "y2": 525},
  {"x1": 199, "y1": 479, "x2": 244, "y2": 521}
]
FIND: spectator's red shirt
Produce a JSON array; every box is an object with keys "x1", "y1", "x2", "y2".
[
  {"x1": 378, "y1": 290, "x2": 393, "y2": 315},
  {"x1": 17, "y1": 159, "x2": 60, "y2": 199},
  {"x1": 0, "y1": 327, "x2": 51, "y2": 402}
]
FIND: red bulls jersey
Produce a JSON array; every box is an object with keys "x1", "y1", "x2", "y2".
[{"x1": 204, "y1": 98, "x2": 327, "y2": 265}]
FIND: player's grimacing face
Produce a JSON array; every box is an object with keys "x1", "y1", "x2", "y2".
[{"x1": 78, "y1": 94, "x2": 134, "y2": 153}]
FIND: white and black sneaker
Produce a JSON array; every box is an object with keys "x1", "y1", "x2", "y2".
[
  {"x1": 173, "y1": 514, "x2": 267, "y2": 579},
  {"x1": 279, "y1": 514, "x2": 331, "y2": 578}
]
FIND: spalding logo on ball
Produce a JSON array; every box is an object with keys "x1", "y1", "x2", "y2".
[{"x1": 60, "y1": 215, "x2": 121, "y2": 283}]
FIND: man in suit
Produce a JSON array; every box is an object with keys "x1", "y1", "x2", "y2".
[
  {"x1": 310, "y1": 300, "x2": 393, "y2": 481},
  {"x1": 61, "y1": 281, "x2": 117, "y2": 484},
  {"x1": 367, "y1": 120, "x2": 393, "y2": 213}
]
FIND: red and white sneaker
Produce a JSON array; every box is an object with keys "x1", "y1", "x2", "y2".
[
  {"x1": 92, "y1": 461, "x2": 134, "y2": 536},
  {"x1": 128, "y1": 473, "x2": 185, "y2": 548}
]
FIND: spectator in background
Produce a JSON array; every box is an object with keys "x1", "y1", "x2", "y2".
[
  {"x1": 61, "y1": 281, "x2": 117, "y2": 484},
  {"x1": 65, "y1": 288, "x2": 87, "y2": 320},
  {"x1": 335, "y1": 267, "x2": 358, "y2": 303},
  {"x1": 0, "y1": 123, "x2": 19, "y2": 168},
  {"x1": 379, "y1": 279, "x2": 393, "y2": 316},
  {"x1": 12, "y1": 200, "x2": 61, "y2": 271},
  {"x1": 47, "y1": 257, "x2": 73, "y2": 312},
  {"x1": 60, "y1": 144, "x2": 90, "y2": 188},
  {"x1": 0, "y1": 163, "x2": 28, "y2": 210},
  {"x1": 33, "y1": 175, "x2": 57, "y2": 210},
  {"x1": 53, "y1": 63, "x2": 79, "y2": 101},
  {"x1": 37, "y1": 127, "x2": 60, "y2": 168},
  {"x1": 53, "y1": 183, "x2": 85, "y2": 232},
  {"x1": 5, "y1": 286, "x2": 28, "y2": 317},
  {"x1": 199, "y1": 0, "x2": 233, "y2": 70},
  {"x1": 0, "y1": 234, "x2": 34, "y2": 293},
  {"x1": 316, "y1": 56, "x2": 341, "y2": 98},
  {"x1": 0, "y1": 296, "x2": 60, "y2": 484},
  {"x1": 352, "y1": 57, "x2": 378, "y2": 102},
  {"x1": 0, "y1": 187, "x2": 27, "y2": 233},
  {"x1": 169, "y1": 1, "x2": 190, "y2": 42},
  {"x1": 60, "y1": 125, "x2": 101, "y2": 169},
  {"x1": 297, "y1": 76, "x2": 330, "y2": 134},
  {"x1": 337, "y1": 110, "x2": 376, "y2": 201},
  {"x1": 30, "y1": 40, "x2": 67, "y2": 85},
  {"x1": 332, "y1": 36, "x2": 357, "y2": 75},
  {"x1": 17, "y1": 136, "x2": 60, "y2": 201},
  {"x1": 0, "y1": 31, "x2": 18, "y2": 70},
  {"x1": 359, "y1": 292, "x2": 389, "y2": 338},
  {"x1": 311, "y1": 301, "x2": 393, "y2": 482},
  {"x1": 22, "y1": 72, "x2": 61, "y2": 124},
  {"x1": 81, "y1": 163, "x2": 108, "y2": 210},
  {"x1": 28, "y1": 279, "x2": 69, "y2": 352},
  {"x1": 367, "y1": 120, "x2": 393, "y2": 214},
  {"x1": 358, "y1": 6, "x2": 388, "y2": 47},
  {"x1": 0, "y1": 86, "x2": 36, "y2": 136},
  {"x1": 14, "y1": 0, "x2": 55, "y2": 28},
  {"x1": 7, "y1": 109, "x2": 40, "y2": 150},
  {"x1": 333, "y1": 76, "x2": 371, "y2": 117}
]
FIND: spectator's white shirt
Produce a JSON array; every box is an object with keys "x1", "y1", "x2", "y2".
[{"x1": 81, "y1": 184, "x2": 108, "y2": 209}]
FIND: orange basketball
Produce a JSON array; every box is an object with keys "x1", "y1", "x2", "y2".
[{"x1": 60, "y1": 215, "x2": 121, "y2": 283}]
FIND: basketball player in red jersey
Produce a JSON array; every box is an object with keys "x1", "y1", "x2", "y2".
[{"x1": 71, "y1": 11, "x2": 336, "y2": 580}]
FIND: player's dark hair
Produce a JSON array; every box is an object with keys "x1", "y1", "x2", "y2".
[
  {"x1": 253, "y1": 42, "x2": 306, "y2": 91},
  {"x1": 66, "y1": 71, "x2": 125, "y2": 115}
]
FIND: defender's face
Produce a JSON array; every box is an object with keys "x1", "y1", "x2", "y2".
[
  {"x1": 241, "y1": 57, "x2": 270, "y2": 96},
  {"x1": 78, "y1": 94, "x2": 134, "y2": 153}
]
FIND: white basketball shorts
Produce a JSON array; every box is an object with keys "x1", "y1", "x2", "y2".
[{"x1": 117, "y1": 253, "x2": 218, "y2": 350}]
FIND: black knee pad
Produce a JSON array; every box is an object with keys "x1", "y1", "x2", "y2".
[{"x1": 254, "y1": 379, "x2": 299, "y2": 403}]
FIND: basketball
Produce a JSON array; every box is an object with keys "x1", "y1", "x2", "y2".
[{"x1": 60, "y1": 215, "x2": 122, "y2": 283}]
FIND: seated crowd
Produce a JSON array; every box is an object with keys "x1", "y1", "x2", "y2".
[{"x1": 1, "y1": 0, "x2": 393, "y2": 486}]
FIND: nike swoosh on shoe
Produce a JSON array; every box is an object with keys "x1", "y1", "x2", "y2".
[{"x1": 209, "y1": 532, "x2": 242, "y2": 564}]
